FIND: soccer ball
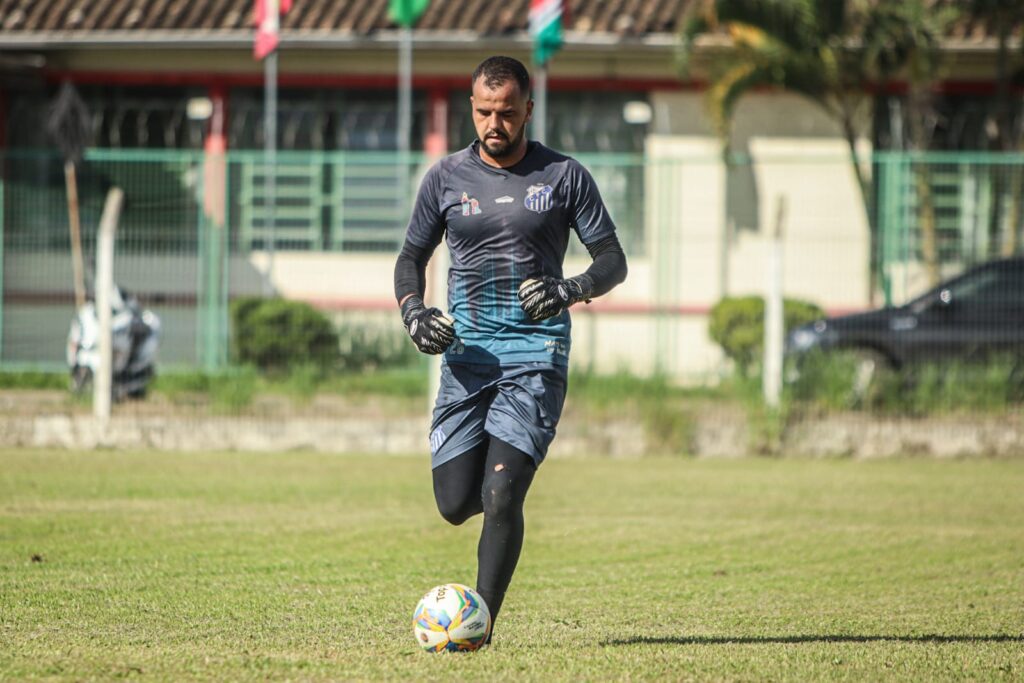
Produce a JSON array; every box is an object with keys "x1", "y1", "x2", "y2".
[{"x1": 412, "y1": 583, "x2": 491, "y2": 653}]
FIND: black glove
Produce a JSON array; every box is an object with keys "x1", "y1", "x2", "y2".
[
  {"x1": 401, "y1": 295, "x2": 455, "y2": 355},
  {"x1": 517, "y1": 275, "x2": 593, "y2": 321}
]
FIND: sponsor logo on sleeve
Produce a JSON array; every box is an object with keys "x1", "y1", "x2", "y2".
[
  {"x1": 524, "y1": 184, "x2": 554, "y2": 213},
  {"x1": 461, "y1": 192, "x2": 482, "y2": 216}
]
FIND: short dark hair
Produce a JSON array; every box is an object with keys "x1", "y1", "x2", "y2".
[{"x1": 472, "y1": 56, "x2": 531, "y2": 98}]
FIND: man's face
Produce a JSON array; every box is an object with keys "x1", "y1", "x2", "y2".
[{"x1": 471, "y1": 78, "x2": 533, "y2": 160}]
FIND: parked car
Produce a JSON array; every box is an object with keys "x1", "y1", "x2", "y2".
[{"x1": 787, "y1": 257, "x2": 1024, "y2": 374}]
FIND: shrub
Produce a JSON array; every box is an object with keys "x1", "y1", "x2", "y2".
[
  {"x1": 230, "y1": 297, "x2": 339, "y2": 373},
  {"x1": 709, "y1": 296, "x2": 824, "y2": 375}
]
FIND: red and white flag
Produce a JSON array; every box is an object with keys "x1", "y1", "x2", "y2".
[{"x1": 254, "y1": 0, "x2": 292, "y2": 60}]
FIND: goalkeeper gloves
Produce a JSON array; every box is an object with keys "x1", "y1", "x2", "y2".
[
  {"x1": 517, "y1": 274, "x2": 593, "y2": 321},
  {"x1": 401, "y1": 296, "x2": 455, "y2": 355}
]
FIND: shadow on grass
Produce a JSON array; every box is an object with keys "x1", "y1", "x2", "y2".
[{"x1": 603, "y1": 634, "x2": 1024, "y2": 646}]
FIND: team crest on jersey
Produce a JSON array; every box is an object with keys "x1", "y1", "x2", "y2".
[
  {"x1": 461, "y1": 192, "x2": 482, "y2": 216},
  {"x1": 524, "y1": 184, "x2": 554, "y2": 213}
]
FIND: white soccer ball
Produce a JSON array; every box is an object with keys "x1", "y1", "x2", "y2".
[{"x1": 412, "y1": 583, "x2": 491, "y2": 653}]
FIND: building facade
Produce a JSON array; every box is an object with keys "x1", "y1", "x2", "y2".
[{"x1": 0, "y1": 0, "x2": 1020, "y2": 377}]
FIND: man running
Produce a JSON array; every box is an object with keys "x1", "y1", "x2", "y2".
[{"x1": 394, "y1": 55, "x2": 627, "y2": 642}]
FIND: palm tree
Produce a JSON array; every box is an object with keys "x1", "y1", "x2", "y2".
[
  {"x1": 963, "y1": 0, "x2": 1024, "y2": 256},
  {"x1": 862, "y1": 1, "x2": 955, "y2": 286},
  {"x1": 679, "y1": 0, "x2": 949, "y2": 292},
  {"x1": 963, "y1": 1, "x2": 1022, "y2": 152}
]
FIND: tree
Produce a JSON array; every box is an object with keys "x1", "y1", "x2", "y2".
[
  {"x1": 963, "y1": 0, "x2": 1022, "y2": 152},
  {"x1": 679, "y1": 0, "x2": 950, "y2": 292},
  {"x1": 862, "y1": 1, "x2": 955, "y2": 286},
  {"x1": 963, "y1": 0, "x2": 1024, "y2": 256}
]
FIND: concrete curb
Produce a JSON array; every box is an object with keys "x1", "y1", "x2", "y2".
[{"x1": 1, "y1": 410, "x2": 1022, "y2": 458}]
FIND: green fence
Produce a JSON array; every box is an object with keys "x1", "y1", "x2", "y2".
[
  {"x1": 0, "y1": 148, "x2": 648, "y2": 372},
  {"x1": 1, "y1": 150, "x2": 217, "y2": 371},
  {"x1": 0, "y1": 149, "x2": 1021, "y2": 373},
  {"x1": 876, "y1": 152, "x2": 1024, "y2": 305}
]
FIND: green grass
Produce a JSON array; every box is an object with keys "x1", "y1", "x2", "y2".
[
  {"x1": 0, "y1": 370, "x2": 69, "y2": 390},
  {"x1": 1, "y1": 451, "x2": 1023, "y2": 681},
  {"x1": 149, "y1": 366, "x2": 428, "y2": 412},
  {"x1": 786, "y1": 352, "x2": 1024, "y2": 416}
]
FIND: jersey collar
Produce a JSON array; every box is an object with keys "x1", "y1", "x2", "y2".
[{"x1": 469, "y1": 140, "x2": 541, "y2": 176}]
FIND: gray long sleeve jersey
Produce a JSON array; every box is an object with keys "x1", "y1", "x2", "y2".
[{"x1": 402, "y1": 140, "x2": 620, "y2": 366}]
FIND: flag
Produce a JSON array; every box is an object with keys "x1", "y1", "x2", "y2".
[
  {"x1": 254, "y1": 0, "x2": 293, "y2": 60},
  {"x1": 529, "y1": 0, "x2": 567, "y2": 65},
  {"x1": 388, "y1": 0, "x2": 429, "y2": 27}
]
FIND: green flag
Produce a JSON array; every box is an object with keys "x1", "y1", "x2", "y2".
[
  {"x1": 529, "y1": 0, "x2": 565, "y2": 65},
  {"x1": 389, "y1": 0, "x2": 429, "y2": 27}
]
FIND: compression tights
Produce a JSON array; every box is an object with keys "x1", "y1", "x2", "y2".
[{"x1": 432, "y1": 437, "x2": 537, "y2": 633}]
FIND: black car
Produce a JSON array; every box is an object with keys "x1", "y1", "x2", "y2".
[{"x1": 787, "y1": 257, "x2": 1024, "y2": 370}]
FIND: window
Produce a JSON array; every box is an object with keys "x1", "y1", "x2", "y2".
[
  {"x1": 228, "y1": 88, "x2": 426, "y2": 151},
  {"x1": 949, "y1": 264, "x2": 1024, "y2": 306}
]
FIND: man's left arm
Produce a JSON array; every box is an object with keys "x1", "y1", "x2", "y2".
[{"x1": 519, "y1": 164, "x2": 628, "y2": 321}]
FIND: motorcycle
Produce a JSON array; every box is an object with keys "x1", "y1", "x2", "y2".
[{"x1": 66, "y1": 285, "x2": 161, "y2": 400}]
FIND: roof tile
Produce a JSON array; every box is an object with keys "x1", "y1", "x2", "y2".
[{"x1": 0, "y1": 0, "x2": 1019, "y2": 41}]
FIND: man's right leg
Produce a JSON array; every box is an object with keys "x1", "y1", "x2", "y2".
[
  {"x1": 430, "y1": 362, "x2": 499, "y2": 525},
  {"x1": 432, "y1": 441, "x2": 488, "y2": 525}
]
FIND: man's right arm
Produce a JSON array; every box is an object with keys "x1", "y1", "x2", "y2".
[
  {"x1": 394, "y1": 164, "x2": 446, "y2": 304},
  {"x1": 393, "y1": 166, "x2": 454, "y2": 354},
  {"x1": 394, "y1": 238, "x2": 434, "y2": 308}
]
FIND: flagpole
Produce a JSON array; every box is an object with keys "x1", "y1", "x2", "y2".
[
  {"x1": 534, "y1": 62, "x2": 547, "y2": 144},
  {"x1": 529, "y1": 0, "x2": 565, "y2": 147},
  {"x1": 263, "y1": 0, "x2": 279, "y2": 297},
  {"x1": 398, "y1": 25, "x2": 412, "y2": 218}
]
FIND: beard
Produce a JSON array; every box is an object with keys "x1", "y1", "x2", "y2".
[{"x1": 480, "y1": 127, "x2": 523, "y2": 159}]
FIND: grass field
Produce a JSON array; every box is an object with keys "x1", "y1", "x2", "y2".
[{"x1": 1, "y1": 449, "x2": 1023, "y2": 681}]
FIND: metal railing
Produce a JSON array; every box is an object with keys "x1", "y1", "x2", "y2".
[
  {"x1": 876, "y1": 151, "x2": 1024, "y2": 305},
  {"x1": 1, "y1": 149, "x2": 1021, "y2": 373}
]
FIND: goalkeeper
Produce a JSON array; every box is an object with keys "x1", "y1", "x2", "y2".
[{"x1": 393, "y1": 56, "x2": 627, "y2": 642}]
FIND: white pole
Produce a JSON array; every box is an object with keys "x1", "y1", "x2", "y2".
[
  {"x1": 94, "y1": 187, "x2": 124, "y2": 424},
  {"x1": 534, "y1": 64, "x2": 547, "y2": 144},
  {"x1": 262, "y1": 0, "x2": 279, "y2": 297},
  {"x1": 763, "y1": 196, "x2": 786, "y2": 409}
]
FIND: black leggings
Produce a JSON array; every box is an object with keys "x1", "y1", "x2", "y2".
[{"x1": 432, "y1": 437, "x2": 536, "y2": 627}]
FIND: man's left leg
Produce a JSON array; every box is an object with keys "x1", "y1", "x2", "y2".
[
  {"x1": 476, "y1": 364, "x2": 566, "y2": 639},
  {"x1": 475, "y1": 437, "x2": 536, "y2": 630}
]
